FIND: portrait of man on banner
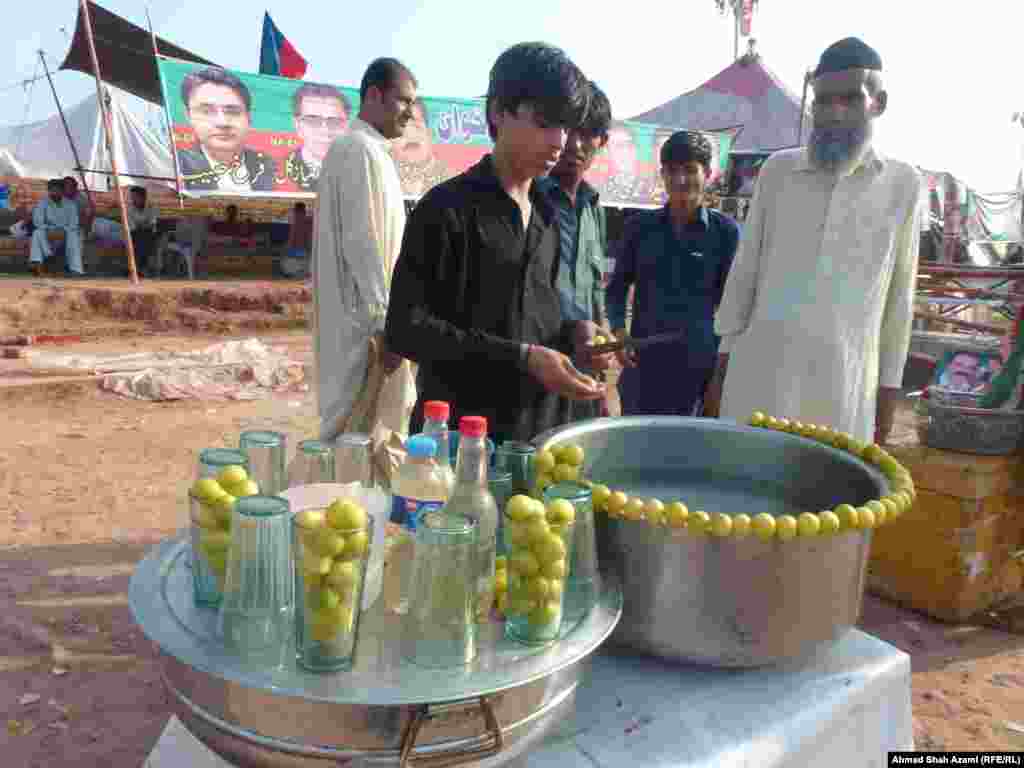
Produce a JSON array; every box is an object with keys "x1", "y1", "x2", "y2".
[
  {"x1": 282, "y1": 83, "x2": 353, "y2": 191},
  {"x1": 176, "y1": 67, "x2": 275, "y2": 192},
  {"x1": 603, "y1": 123, "x2": 641, "y2": 202},
  {"x1": 389, "y1": 98, "x2": 451, "y2": 197}
]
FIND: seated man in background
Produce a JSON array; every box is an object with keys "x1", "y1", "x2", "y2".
[
  {"x1": 30, "y1": 179, "x2": 84, "y2": 277},
  {"x1": 126, "y1": 186, "x2": 159, "y2": 276},
  {"x1": 281, "y1": 201, "x2": 313, "y2": 278}
]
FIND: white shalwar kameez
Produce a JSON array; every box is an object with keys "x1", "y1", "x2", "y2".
[
  {"x1": 714, "y1": 146, "x2": 922, "y2": 443},
  {"x1": 312, "y1": 118, "x2": 416, "y2": 467},
  {"x1": 30, "y1": 197, "x2": 83, "y2": 274}
]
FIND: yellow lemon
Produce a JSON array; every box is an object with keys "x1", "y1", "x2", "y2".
[
  {"x1": 835, "y1": 504, "x2": 859, "y2": 531},
  {"x1": 776, "y1": 418, "x2": 792, "y2": 433},
  {"x1": 644, "y1": 498, "x2": 666, "y2": 526},
  {"x1": 495, "y1": 570, "x2": 508, "y2": 593},
  {"x1": 857, "y1": 507, "x2": 877, "y2": 530},
  {"x1": 710, "y1": 512, "x2": 733, "y2": 537},
  {"x1": 534, "y1": 450, "x2": 557, "y2": 474},
  {"x1": 866, "y1": 499, "x2": 887, "y2": 525},
  {"x1": 536, "y1": 473, "x2": 555, "y2": 491},
  {"x1": 211, "y1": 494, "x2": 237, "y2": 527},
  {"x1": 303, "y1": 549, "x2": 332, "y2": 576},
  {"x1": 326, "y1": 560, "x2": 359, "y2": 592},
  {"x1": 506, "y1": 494, "x2": 536, "y2": 522},
  {"x1": 776, "y1": 515, "x2": 798, "y2": 541},
  {"x1": 591, "y1": 484, "x2": 611, "y2": 511},
  {"x1": 528, "y1": 602, "x2": 560, "y2": 627},
  {"x1": 688, "y1": 510, "x2": 711, "y2": 536},
  {"x1": 606, "y1": 491, "x2": 628, "y2": 517},
  {"x1": 326, "y1": 498, "x2": 367, "y2": 530},
  {"x1": 509, "y1": 550, "x2": 540, "y2": 576},
  {"x1": 524, "y1": 517, "x2": 551, "y2": 545},
  {"x1": 862, "y1": 443, "x2": 884, "y2": 465},
  {"x1": 554, "y1": 463, "x2": 580, "y2": 483},
  {"x1": 541, "y1": 559, "x2": 566, "y2": 580},
  {"x1": 343, "y1": 530, "x2": 369, "y2": 558},
  {"x1": 666, "y1": 501, "x2": 689, "y2": 528},
  {"x1": 880, "y1": 497, "x2": 900, "y2": 521},
  {"x1": 526, "y1": 576, "x2": 550, "y2": 600},
  {"x1": 495, "y1": 555, "x2": 508, "y2": 571},
  {"x1": 191, "y1": 477, "x2": 227, "y2": 504},
  {"x1": 764, "y1": 416, "x2": 780, "y2": 430},
  {"x1": 216, "y1": 465, "x2": 248, "y2": 489},
  {"x1": 751, "y1": 513, "x2": 776, "y2": 540},
  {"x1": 818, "y1": 510, "x2": 841, "y2": 535},
  {"x1": 749, "y1": 411, "x2": 767, "y2": 427},
  {"x1": 797, "y1": 512, "x2": 821, "y2": 538},
  {"x1": 296, "y1": 508, "x2": 326, "y2": 530},
  {"x1": 561, "y1": 444, "x2": 585, "y2": 467},
  {"x1": 624, "y1": 498, "x2": 646, "y2": 521},
  {"x1": 732, "y1": 513, "x2": 752, "y2": 537},
  {"x1": 535, "y1": 533, "x2": 567, "y2": 564},
  {"x1": 314, "y1": 528, "x2": 346, "y2": 558}
]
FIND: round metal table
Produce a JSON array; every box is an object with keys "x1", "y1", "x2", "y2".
[{"x1": 130, "y1": 536, "x2": 623, "y2": 767}]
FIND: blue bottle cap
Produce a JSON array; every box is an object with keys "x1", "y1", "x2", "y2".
[{"x1": 406, "y1": 435, "x2": 438, "y2": 458}]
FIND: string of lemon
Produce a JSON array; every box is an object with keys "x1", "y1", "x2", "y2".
[{"x1": 529, "y1": 412, "x2": 915, "y2": 541}]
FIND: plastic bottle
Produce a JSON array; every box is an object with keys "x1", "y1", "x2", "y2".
[
  {"x1": 443, "y1": 416, "x2": 499, "y2": 622},
  {"x1": 422, "y1": 400, "x2": 456, "y2": 492},
  {"x1": 387, "y1": 435, "x2": 450, "y2": 614}
]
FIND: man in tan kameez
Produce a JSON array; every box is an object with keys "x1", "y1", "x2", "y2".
[{"x1": 312, "y1": 58, "x2": 419, "y2": 486}]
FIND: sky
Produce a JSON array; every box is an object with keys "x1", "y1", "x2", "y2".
[{"x1": 3, "y1": 0, "x2": 1022, "y2": 192}]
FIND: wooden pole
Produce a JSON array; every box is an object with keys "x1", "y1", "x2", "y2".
[
  {"x1": 79, "y1": 0, "x2": 138, "y2": 284},
  {"x1": 39, "y1": 50, "x2": 94, "y2": 209},
  {"x1": 733, "y1": 1, "x2": 740, "y2": 60},
  {"x1": 146, "y1": 8, "x2": 184, "y2": 211}
]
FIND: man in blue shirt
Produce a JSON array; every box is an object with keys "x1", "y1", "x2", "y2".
[
  {"x1": 606, "y1": 131, "x2": 740, "y2": 416},
  {"x1": 537, "y1": 81, "x2": 613, "y2": 419}
]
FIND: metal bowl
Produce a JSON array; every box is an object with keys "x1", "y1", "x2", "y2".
[
  {"x1": 915, "y1": 398, "x2": 1024, "y2": 456},
  {"x1": 533, "y1": 417, "x2": 889, "y2": 667}
]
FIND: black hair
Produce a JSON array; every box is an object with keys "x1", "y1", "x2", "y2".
[
  {"x1": 661, "y1": 131, "x2": 713, "y2": 172},
  {"x1": 63, "y1": 176, "x2": 77, "y2": 185},
  {"x1": 294, "y1": 202, "x2": 307, "y2": 213},
  {"x1": 579, "y1": 81, "x2": 612, "y2": 140},
  {"x1": 292, "y1": 83, "x2": 352, "y2": 117},
  {"x1": 485, "y1": 42, "x2": 589, "y2": 140},
  {"x1": 181, "y1": 67, "x2": 252, "y2": 113},
  {"x1": 359, "y1": 58, "x2": 416, "y2": 102},
  {"x1": 48, "y1": 178, "x2": 64, "y2": 191},
  {"x1": 130, "y1": 186, "x2": 147, "y2": 198}
]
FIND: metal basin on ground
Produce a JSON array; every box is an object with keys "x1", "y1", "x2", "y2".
[
  {"x1": 130, "y1": 537, "x2": 622, "y2": 767},
  {"x1": 534, "y1": 416, "x2": 889, "y2": 668}
]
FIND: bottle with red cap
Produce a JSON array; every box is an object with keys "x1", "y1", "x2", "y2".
[
  {"x1": 422, "y1": 400, "x2": 455, "y2": 492},
  {"x1": 444, "y1": 415, "x2": 499, "y2": 621}
]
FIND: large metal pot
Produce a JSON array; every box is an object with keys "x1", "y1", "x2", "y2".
[
  {"x1": 130, "y1": 538, "x2": 622, "y2": 767},
  {"x1": 534, "y1": 416, "x2": 889, "y2": 667}
]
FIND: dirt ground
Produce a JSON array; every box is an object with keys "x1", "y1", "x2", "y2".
[{"x1": 0, "y1": 276, "x2": 1022, "y2": 766}]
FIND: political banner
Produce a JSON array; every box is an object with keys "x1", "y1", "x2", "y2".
[{"x1": 157, "y1": 60, "x2": 739, "y2": 207}]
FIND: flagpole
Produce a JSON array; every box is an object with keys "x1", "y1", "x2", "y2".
[
  {"x1": 733, "y1": 0, "x2": 741, "y2": 60},
  {"x1": 146, "y1": 7, "x2": 185, "y2": 210},
  {"x1": 79, "y1": 0, "x2": 139, "y2": 284}
]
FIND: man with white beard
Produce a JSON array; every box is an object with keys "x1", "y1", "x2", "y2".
[{"x1": 703, "y1": 38, "x2": 921, "y2": 445}]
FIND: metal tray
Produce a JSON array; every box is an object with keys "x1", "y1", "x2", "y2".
[{"x1": 130, "y1": 537, "x2": 622, "y2": 766}]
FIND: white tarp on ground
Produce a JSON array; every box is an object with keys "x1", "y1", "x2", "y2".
[
  {"x1": 0, "y1": 88, "x2": 174, "y2": 191},
  {"x1": 23, "y1": 338, "x2": 306, "y2": 401}
]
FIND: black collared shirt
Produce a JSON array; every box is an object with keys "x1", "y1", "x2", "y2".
[{"x1": 385, "y1": 155, "x2": 573, "y2": 443}]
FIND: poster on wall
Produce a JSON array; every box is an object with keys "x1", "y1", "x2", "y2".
[{"x1": 157, "y1": 60, "x2": 739, "y2": 207}]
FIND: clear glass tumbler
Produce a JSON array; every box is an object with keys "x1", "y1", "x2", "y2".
[
  {"x1": 504, "y1": 501, "x2": 575, "y2": 646},
  {"x1": 190, "y1": 447, "x2": 249, "y2": 607},
  {"x1": 334, "y1": 433, "x2": 374, "y2": 488},
  {"x1": 288, "y1": 439, "x2": 335, "y2": 488},
  {"x1": 488, "y1": 465, "x2": 513, "y2": 556},
  {"x1": 402, "y1": 511, "x2": 478, "y2": 668},
  {"x1": 239, "y1": 430, "x2": 287, "y2": 496},
  {"x1": 543, "y1": 482, "x2": 599, "y2": 624},
  {"x1": 294, "y1": 503, "x2": 375, "y2": 672},
  {"x1": 496, "y1": 441, "x2": 536, "y2": 496},
  {"x1": 218, "y1": 496, "x2": 295, "y2": 665}
]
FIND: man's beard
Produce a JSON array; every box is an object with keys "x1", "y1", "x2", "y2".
[{"x1": 808, "y1": 121, "x2": 871, "y2": 172}]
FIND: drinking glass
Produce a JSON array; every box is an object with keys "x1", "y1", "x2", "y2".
[
  {"x1": 239, "y1": 430, "x2": 287, "y2": 496},
  {"x1": 543, "y1": 482, "x2": 599, "y2": 624},
  {"x1": 403, "y1": 511, "x2": 478, "y2": 668},
  {"x1": 288, "y1": 439, "x2": 335, "y2": 487},
  {"x1": 218, "y1": 496, "x2": 295, "y2": 666},
  {"x1": 190, "y1": 447, "x2": 249, "y2": 607},
  {"x1": 334, "y1": 433, "x2": 373, "y2": 488},
  {"x1": 294, "y1": 506, "x2": 375, "y2": 672},
  {"x1": 504, "y1": 503, "x2": 575, "y2": 646}
]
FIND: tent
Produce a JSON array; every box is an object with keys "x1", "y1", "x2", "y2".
[
  {"x1": 630, "y1": 47, "x2": 809, "y2": 153},
  {"x1": 0, "y1": 89, "x2": 175, "y2": 191},
  {"x1": 61, "y1": 0, "x2": 215, "y2": 105}
]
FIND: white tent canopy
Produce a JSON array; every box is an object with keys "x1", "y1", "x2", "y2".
[{"x1": 0, "y1": 88, "x2": 174, "y2": 191}]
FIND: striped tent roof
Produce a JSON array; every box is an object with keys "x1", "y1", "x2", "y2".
[{"x1": 630, "y1": 51, "x2": 810, "y2": 153}]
